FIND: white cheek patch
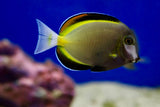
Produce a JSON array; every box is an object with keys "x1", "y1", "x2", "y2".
[{"x1": 124, "y1": 45, "x2": 138, "y2": 60}]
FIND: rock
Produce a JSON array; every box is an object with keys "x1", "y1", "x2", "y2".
[
  {"x1": 0, "y1": 39, "x2": 75, "y2": 107},
  {"x1": 71, "y1": 82, "x2": 160, "y2": 107}
]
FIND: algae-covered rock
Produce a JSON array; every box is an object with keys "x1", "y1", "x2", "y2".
[
  {"x1": 71, "y1": 82, "x2": 160, "y2": 107},
  {"x1": 0, "y1": 39, "x2": 75, "y2": 107}
]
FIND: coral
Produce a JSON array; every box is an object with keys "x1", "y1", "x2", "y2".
[{"x1": 0, "y1": 39, "x2": 75, "y2": 107}]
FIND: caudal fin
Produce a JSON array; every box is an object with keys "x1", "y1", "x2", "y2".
[{"x1": 34, "y1": 19, "x2": 59, "y2": 54}]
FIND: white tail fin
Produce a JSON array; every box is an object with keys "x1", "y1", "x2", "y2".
[{"x1": 34, "y1": 19, "x2": 59, "y2": 54}]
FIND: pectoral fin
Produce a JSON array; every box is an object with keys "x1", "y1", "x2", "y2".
[{"x1": 123, "y1": 63, "x2": 136, "y2": 70}]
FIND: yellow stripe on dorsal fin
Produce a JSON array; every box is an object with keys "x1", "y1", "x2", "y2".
[
  {"x1": 59, "y1": 13, "x2": 88, "y2": 34},
  {"x1": 59, "y1": 12, "x2": 120, "y2": 34},
  {"x1": 60, "y1": 20, "x2": 120, "y2": 37}
]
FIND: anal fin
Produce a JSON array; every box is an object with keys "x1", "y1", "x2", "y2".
[
  {"x1": 56, "y1": 47, "x2": 91, "y2": 70},
  {"x1": 91, "y1": 66, "x2": 108, "y2": 72}
]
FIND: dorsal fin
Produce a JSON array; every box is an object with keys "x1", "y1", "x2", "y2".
[{"x1": 59, "y1": 12, "x2": 120, "y2": 33}]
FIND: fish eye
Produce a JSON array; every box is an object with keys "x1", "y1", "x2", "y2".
[{"x1": 124, "y1": 36, "x2": 134, "y2": 45}]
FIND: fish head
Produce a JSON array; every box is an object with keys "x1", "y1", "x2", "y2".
[{"x1": 120, "y1": 32, "x2": 140, "y2": 64}]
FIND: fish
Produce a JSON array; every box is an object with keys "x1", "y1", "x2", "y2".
[{"x1": 34, "y1": 12, "x2": 140, "y2": 72}]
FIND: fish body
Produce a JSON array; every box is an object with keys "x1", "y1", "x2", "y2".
[{"x1": 35, "y1": 13, "x2": 140, "y2": 71}]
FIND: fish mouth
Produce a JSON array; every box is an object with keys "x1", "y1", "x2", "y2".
[{"x1": 131, "y1": 57, "x2": 140, "y2": 63}]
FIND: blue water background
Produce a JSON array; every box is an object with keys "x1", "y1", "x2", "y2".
[{"x1": 0, "y1": 0, "x2": 159, "y2": 87}]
